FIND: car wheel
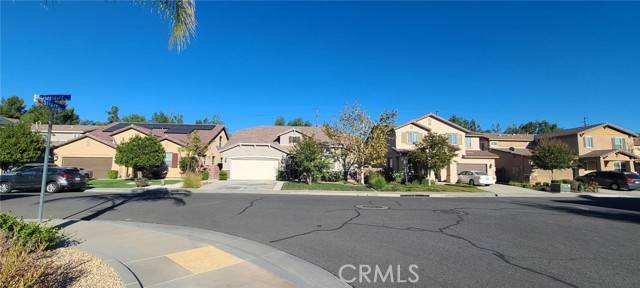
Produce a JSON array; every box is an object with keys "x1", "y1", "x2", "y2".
[
  {"x1": 0, "y1": 182, "x2": 12, "y2": 193},
  {"x1": 468, "y1": 179, "x2": 475, "y2": 186},
  {"x1": 610, "y1": 183, "x2": 620, "y2": 190},
  {"x1": 45, "y1": 182, "x2": 60, "y2": 193}
]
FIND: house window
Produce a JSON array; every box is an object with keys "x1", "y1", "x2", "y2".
[
  {"x1": 164, "y1": 152, "x2": 173, "y2": 166},
  {"x1": 408, "y1": 132, "x2": 420, "y2": 144},
  {"x1": 465, "y1": 137, "x2": 473, "y2": 149},
  {"x1": 490, "y1": 141, "x2": 498, "y2": 147},
  {"x1": 388, "y1": 158, "x2": 393, "y2": 168},
  {"x1": 289, "y1": 136, "x2": 301, "y2": 144},
  {"x1": 480, "y1": 142, "x2": 487, "y2": 150},
  {"x1": 613, "y1": 161, "x2": 623, "y2": 171},
  {"x1": 448, "y1": 134, "x2": 458, "y2": 145},
  {"x1": 211, "y1": 156, "x2": 216, "y2": 164},
  {"x1": 217, "y1": 136, "x2": 222, "y2": 149},
  {"x1": 612, "y1": 137, "x2": 625, "y2": 150},
  {"x1": 584, "y1": 136, "x2": 593, "y2": 148}
]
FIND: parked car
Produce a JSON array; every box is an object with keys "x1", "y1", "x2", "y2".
[
  {"x1": 458, "y1": 170, "x2": 496, "y2": 186},
  {"x1": 576, "y1": 171, "x2": 640, "y2": 191},
  {"x1": 0, "y1": 166, "x2": 87, "y2": 193},
  {"x1": 71, "y1": 167, "x2": 93, "y2": 179}
]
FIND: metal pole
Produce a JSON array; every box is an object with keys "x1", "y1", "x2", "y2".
[{"x1": 37, "y1": 109, "x2": 53, "y2": 222}]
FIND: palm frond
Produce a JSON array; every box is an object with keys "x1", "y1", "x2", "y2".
[{"x1": 155, "y1": 0, "x2": 197, "y2": 52}]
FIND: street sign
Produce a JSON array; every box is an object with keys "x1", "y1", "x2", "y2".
[
  {"x1": 33, "y1": 94, "x2": 71, "y2": 111},
  {"x1": 34, "y1": 93, "x2": 71, "y2": 222}
]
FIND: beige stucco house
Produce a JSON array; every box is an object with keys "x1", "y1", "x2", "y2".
[
  {"x1": 489, "y1": 123, "x2": 638, "y2": 183},
  {"x1": 219, "y1": 126, "x2": 337, "y2": 180},
  {"x1": 53, "y1": 123, "x2": 228, "y2": 179},
  {"x1": 635, "y1": 137, "x2": 640, "y2": 172},
  {"x1": 387, "y1": 113, "x2": 498, "y2": 183}
]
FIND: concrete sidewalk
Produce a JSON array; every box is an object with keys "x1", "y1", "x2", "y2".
[{"x1": 51, "y1": 220, "x2": 348, "y2": 288}]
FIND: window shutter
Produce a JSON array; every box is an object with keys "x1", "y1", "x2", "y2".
[{"x1": 171, "y1": 153, "x2": 178, "y2": 168}]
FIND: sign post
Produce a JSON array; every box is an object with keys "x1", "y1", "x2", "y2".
[{"x1": 34, "y1": 94, "x2": 71, "y2": 222}]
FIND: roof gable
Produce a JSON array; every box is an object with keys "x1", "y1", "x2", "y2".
[{"x1": 395, "y1": 113, "x2": 470, "y2": 133}]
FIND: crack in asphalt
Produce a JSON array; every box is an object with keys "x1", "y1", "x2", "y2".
[
  {"x1": 235, "y1": 196, "x2": 267, "y2": 216},
  {"x1": 351, "y1": 208, "x2": 579, "y2": 288},
  {"x1": 269, "y1": 209, "x2": 362, "y2": 243}
]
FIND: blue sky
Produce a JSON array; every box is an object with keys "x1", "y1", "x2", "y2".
[{"x1": 2, "y1": 1, "x2": 639, "y2": 132}]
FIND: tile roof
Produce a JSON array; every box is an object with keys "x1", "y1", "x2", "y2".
[
  {"x1": 491, "y1": 147, "x2": 534, "y2": 157},
  {"x1": 32, "y1": 124, "x2": 101, "y2": 132},
  {"x1": 222, "y1": 126, "x2": 330, "y2": 150},
  {"x1": 580, "y1": 149, "x2": 638, "y2": 159},
  {"x1": 0, "y1": 116, "x2": 19, "y2": 125},
  {"x1": 473, "y1": 133, "x2": 535, "y2": 141},
  {"x1": 395, "y1": 113, "x2": 470, "y2": 133},
  {"x1": 537, "y1": 123, "x2": 638, "y2": 138},
  {"x1": 54, "y1": 122, "x2": 226, "y2": 148},
  {"x1": 463, "y1": 150, "x2": 499, "y2": 159}
]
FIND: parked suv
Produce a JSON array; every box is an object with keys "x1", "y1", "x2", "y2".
[
  {"x1": 0, "y1": 166, "x2": 87, "y2": 193},
  {"x1": 576, "y1": 171, "x2": 640, "y2": 191}
]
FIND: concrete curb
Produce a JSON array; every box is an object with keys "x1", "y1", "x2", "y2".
[{"x1": 53, "y1": 220, "x2": 348, "y2": 288}]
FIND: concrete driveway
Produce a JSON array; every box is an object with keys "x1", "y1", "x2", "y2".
[
  {"x1": 479, "y1": 183, "x2": 560, "y2": 196},
  {"x1": 200, "y1": 180, "x2": 278, "y2": 192}
]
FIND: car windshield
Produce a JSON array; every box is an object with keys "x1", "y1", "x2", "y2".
[{"x1": 474, "y1": 171, "x2": 487, "y2": 175}]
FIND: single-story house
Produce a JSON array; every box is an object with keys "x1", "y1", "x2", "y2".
[
  {"x1": 53, "y1": 122, "x2": 228, "y2": 178},
  {"x1": 387, "y1": 113, "x2": 499, "y2": 183},
  {"x1": 219, "y1": 126, "x2": 337, "y2": 180},
  {"x1": 0, "y1": 116, "x2": 19, "y2": 125}
]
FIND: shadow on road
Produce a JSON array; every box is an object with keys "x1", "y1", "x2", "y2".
[
  {"x1": 44, "y1": 188, "x2": 191, "y2": 221},
  {"x1": 0, "y1": 193, "x2": 40, "y2": 201},
  {"x1": 515, "y1": 195, "x2": 640, "y2": 224}
]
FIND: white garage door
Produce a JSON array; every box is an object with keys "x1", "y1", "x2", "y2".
[{"x1": 230, "y1": 158, "x2": 279, "y2": 180}]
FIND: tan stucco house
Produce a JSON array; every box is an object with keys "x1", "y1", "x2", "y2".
[
  {"x1": 489, "y1": 123, "x2": 638, "y2": 183},
  {"x1": 53, "y1": 123, "x2": 228, "y2": 179},
  {"x1": 219, "y1": 126, "x2": 336, "y2": 180},
  {"x1": 387, "y1": 113, "x2": 498, "y2": 183},
  {"x1": 635, "y1": 137, "x2": 640, "y2": 172}
]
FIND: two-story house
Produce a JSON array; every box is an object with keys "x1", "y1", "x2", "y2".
[
  {"x1": 538, "y1": 123, "x2": 638, "y2": 175},
  {"x1": 219, "y1": 126, "x2": 337, "y2": 180},
  {"x1": 635, "y1": 137, "x2": 640, "y2": 172},
  {"x1": 387, "y1": 113, "x2": 498, "y2": 183},
  {"x1": 53, "y1": 123, "x2": 228, "y2": 179},
  {"x1": 32, "y1": 123, "x2": 101, "y2": 146},
  {"x1": 490, "y1": 123, "x2": 638, "y2": 183}
]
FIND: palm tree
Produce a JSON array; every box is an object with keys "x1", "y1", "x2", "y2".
[{"x1": 42, "y1": 0, "x2": 197, "y2": 52}]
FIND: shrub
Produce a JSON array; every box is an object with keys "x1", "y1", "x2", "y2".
[
  {"x1": 277, "y1": 170, "x2": 287, "y2": 181},
  {"x1": 134, "y1": 177, "x2": 149, "y2": 187},
  {"x1": 182, "y1": 173, "x2": 202, "y2": 188},
  {"x1": 321, "y1": 171, "x2": 342, "y2": 182},
  {"x1": 0, "y1": 213, "x2": 64, "y2": 250},
  {"x1": 367, "y1": 173, "x2": 387, "y2": 190},
  {"x1": 179, "y1": 156, "x2": 199, "y2": 174},
  {"x1": 219, "y1": 170, "x2": 229, "y2": 180},
  {"x1": 201, "y1": 170, "x2": 209, "y2": 180},
  {"x1": 107, "y1": 170, "x2": 118, "y2": 179},
  {"x1": 392, "y1": 172, "x2": 404, "y2": 184}
]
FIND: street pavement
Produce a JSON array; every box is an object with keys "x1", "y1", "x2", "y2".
[{"x1": 2, "y1": 189, "x2": 640, "y2": 287}]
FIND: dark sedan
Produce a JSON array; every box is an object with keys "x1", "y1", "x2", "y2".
[{"x1": 0, "y1": 166, "x2": 87, "y2": 193}]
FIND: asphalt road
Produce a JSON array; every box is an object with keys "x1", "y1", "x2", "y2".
[{"x1": 1, "y1": 190, "x2": 639, "y2": 288}]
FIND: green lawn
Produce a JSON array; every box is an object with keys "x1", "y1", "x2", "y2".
[
  {"x1": 89, "y1": 179, "x2": 182, "y2": 188},
  {"x1": 281, "y1": 181, "x2": 482, "y2": 192},
  {"x1": 282, "y1": 182, "x2": 373, "y2": 191},
  {"x1": 379, "y1": 183, "x2": 483, "y2": 192}
]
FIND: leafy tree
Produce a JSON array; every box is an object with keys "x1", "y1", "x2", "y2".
[
  {"x1": 287, "y1": 136, "x2": 330, "y2": 184},
  {"x1": 0, "y1": 123, "x2": 44, "y2": 171},
  {"x1": 323, "y1": 103, "x2": 397, "y2": 184},
  {"x1": 121, "y1": 114, "x2": 147, "y2": 123},
  {"x1": 179, "y1": 132, "x2": 208, "y2": 173},
  {"x1": 287, "y1": 117, "x2": 312, "y2": 127},
  {"x1": 448, "y1": 115, "x2": 481, "y2": 132},
  {"x1": 115, "y1": 135, "x2": 166, "y2": 176},
  {"x1": 486, "y1": 123, "x2": 502, "y2": 133},
  {"x1": 21, "y1": 106, "x2": 80, "y2": 125},
  {"x1": 0, "y1": 96, "x2": 26, "y2": 118},
  {"x1": 151, "y1": 112, "x2": 183, "y2": 123},
  {"x1": 106, "y1": 106, "x2": 120, "y2": 123},
  {"x1": 504, "y1": 121, "x2": 560, "y2": 134},
  {"x1": 79, "y1": 120, "x2": 105, "y2": 125},
  {"x1": 274, "y1": 116, "x2": 286, "y2": 126},
  {"x1": 195, "y1": 114, "x2": 223, "y2": 124},
  {"x1": 531, "y1": 138, "x2": 574, "y2": 181},
  {"x1": 407, "y1": 132, "x2": 459, "y2": 184}
]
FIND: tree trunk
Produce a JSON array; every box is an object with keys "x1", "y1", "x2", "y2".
[
  {"x1": 359, "y1": 170, "x2": 365, "y2": 185},
  {"x1": 307, "y1": 174, "x2": 312, "y2": 184}
]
